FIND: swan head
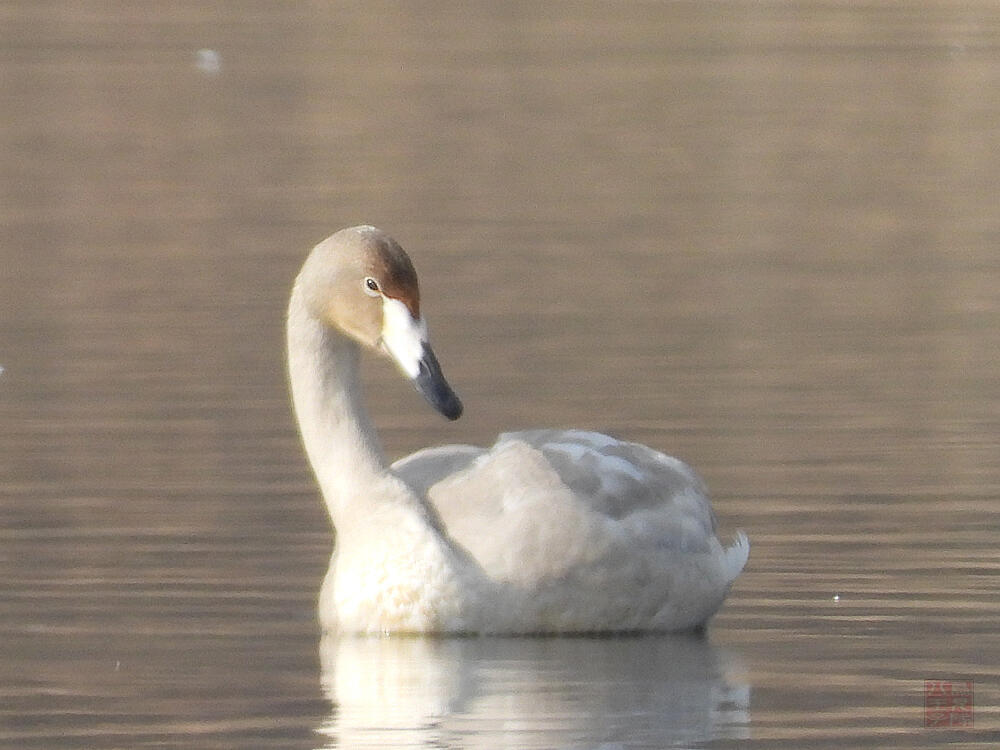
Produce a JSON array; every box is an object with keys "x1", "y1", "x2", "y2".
[{"x1": 297, "y1": 225, "x2": 463, "y2": 421}]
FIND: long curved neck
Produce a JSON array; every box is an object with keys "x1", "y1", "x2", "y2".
[{"x1": 287, "y1": 284, "x2": 387, "y2": 518}]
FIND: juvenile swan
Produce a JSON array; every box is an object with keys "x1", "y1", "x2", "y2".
[{"x1": 288, "y1": 226, "x2": 748, "y2": 634}]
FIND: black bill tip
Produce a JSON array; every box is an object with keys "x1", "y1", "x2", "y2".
[{"x1": 413, "y1": 343, "x2": 463, "y2": 421}]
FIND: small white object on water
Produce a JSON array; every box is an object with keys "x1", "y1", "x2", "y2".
[
  {"x1": 833, "y1": 594, "x2": 840, "y2": 602},
  {"x1": 195, "y1": 49, "x2": 222, "y2": 74}
]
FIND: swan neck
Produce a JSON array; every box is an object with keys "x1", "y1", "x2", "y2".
[{"x1": 287, "y1": 290, "x2": 387, "y2": 514}]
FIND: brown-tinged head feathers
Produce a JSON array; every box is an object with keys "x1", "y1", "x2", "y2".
[{"x1": 358, "y1": 227, "x2": 421, "y2": 318}]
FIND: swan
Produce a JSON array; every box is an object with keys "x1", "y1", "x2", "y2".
[{"x1": 287, "y1": 225, "x2": 749, "y2": 634}]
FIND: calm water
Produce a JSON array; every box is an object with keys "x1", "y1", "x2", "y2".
[{"x1": 2, "y1": 2, "x2": 998, "y2": 748}]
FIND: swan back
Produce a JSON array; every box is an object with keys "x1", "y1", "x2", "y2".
[{"x1": 394, "y1": 429, "x2": 749, "y2": 631}]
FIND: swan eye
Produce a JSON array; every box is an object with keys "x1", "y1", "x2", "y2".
[{"x1": 363, "y1": 277, "x2": 381, "y2": 297}]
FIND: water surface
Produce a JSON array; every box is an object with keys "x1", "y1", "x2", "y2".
[{"x1": 1, "y1": 2, "x2": 998, "y2": 747}]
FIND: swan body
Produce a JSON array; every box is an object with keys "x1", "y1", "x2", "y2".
[{"x1": 287, "y1": 226, "x2": 748, "y2": 634}]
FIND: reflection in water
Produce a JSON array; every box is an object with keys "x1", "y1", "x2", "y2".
[{"x1": 317, "y1": 635, "x2": 748, "y2": 748}]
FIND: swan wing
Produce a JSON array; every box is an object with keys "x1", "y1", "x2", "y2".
[
  {"x1": 391, "y1": 444, "x2": 485, "y2": 499},
  {"x1": 409, "y1": 430, "x2": 737, "y2": 585}
]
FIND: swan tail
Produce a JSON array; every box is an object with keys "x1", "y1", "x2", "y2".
[{"x1": 722, "y1": 531, "x2": 750, "y2": 584}]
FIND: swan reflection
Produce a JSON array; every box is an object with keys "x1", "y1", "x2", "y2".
[{"x1": 317, "y1": 634, "x2": 748, "y2": 748}]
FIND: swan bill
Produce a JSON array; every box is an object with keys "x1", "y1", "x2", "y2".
[
  {"x1": 379, "y1": 296, "x2": 462, "y2": 420},
  {"x1": 412, "y1": 343, "x2": 463, "y2": 421}
]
